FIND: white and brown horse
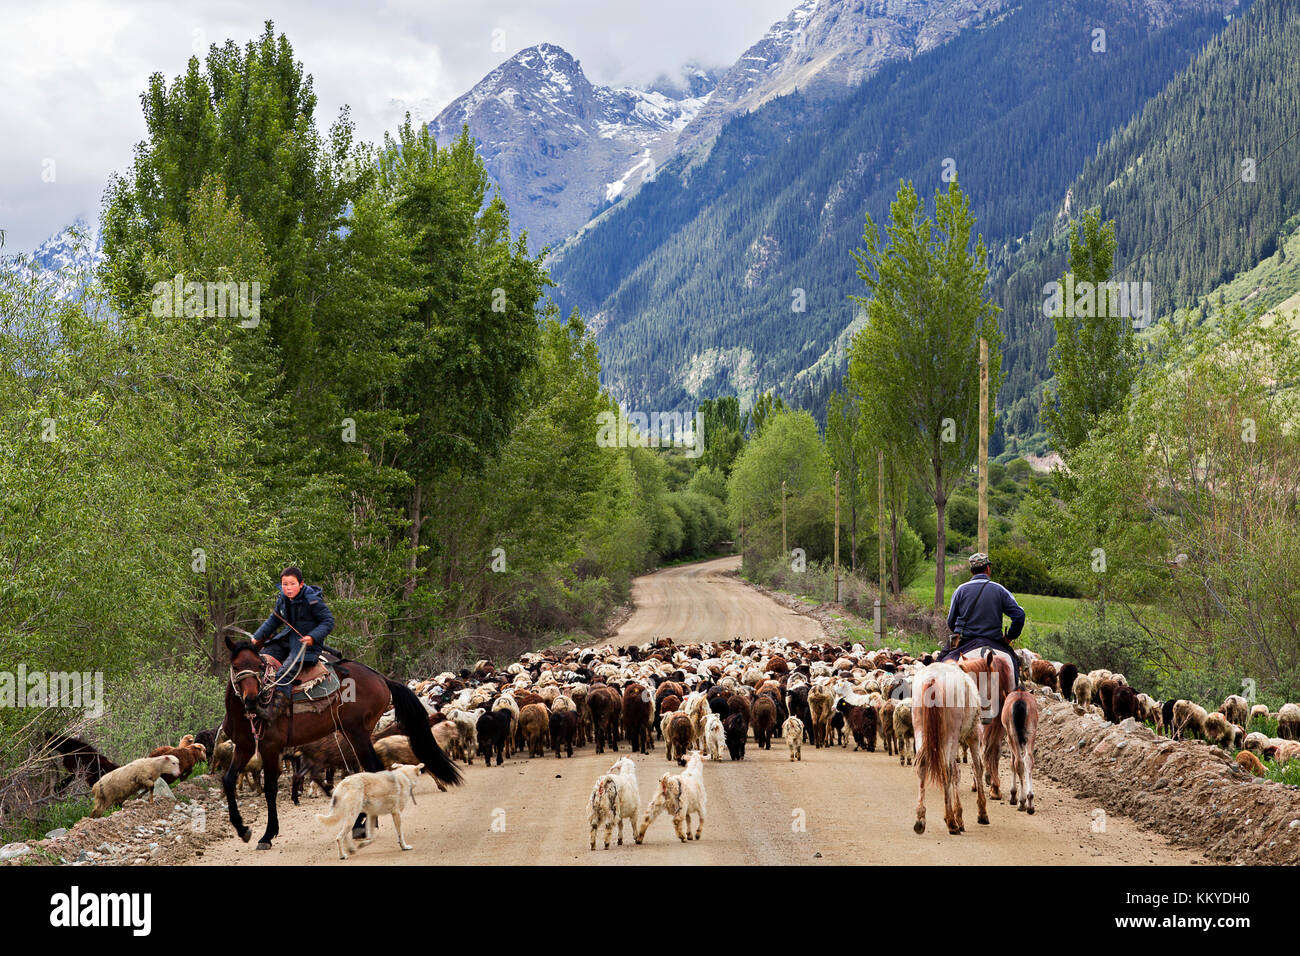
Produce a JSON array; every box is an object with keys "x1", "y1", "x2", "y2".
[
  {"x1": 957, "y1": 647, "x2": 1016, "y2": 800},
  {"x1": 912, "y1": 662, "x2": 989, "y2": 835},
  {"x1": 1000, "y1": 690, "x2": 1039, "y2": 813}
]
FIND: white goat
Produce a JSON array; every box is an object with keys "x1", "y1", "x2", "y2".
[
  {"x1": 638, "y1": 750, "x2": 707, "y2": 843},
  {"x1": 588, "y1": 756, "x2": 641, "y2": 849}
]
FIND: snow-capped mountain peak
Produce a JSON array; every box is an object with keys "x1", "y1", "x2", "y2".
[
  {"x1": 3, "y1": 214, "x2": 105, "y2": 305},
  {"x1": 30, "y1": 215, "x2": 103, "y2": 274},
  {"x1": 429, "y1": 44, "x2": 720, "y2": 249}
]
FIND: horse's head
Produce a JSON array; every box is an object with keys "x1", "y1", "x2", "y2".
[{"x1": 224, "y1": 634, "x2": 264, "y2": 714}]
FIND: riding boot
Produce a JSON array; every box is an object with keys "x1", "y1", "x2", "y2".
[{"x1": 256, "y1": 686, "x2": 292, "y2": 722}]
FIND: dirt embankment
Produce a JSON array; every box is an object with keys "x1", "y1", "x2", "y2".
[
  {"x1": 1034, "y1": 696, "x2": 1300, "y2": 864},
  {"x1": 4, "y1": 775, "x2": 232, "y2": 866}
]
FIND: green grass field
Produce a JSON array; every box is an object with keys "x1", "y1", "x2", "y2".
[{"x1": 905, "y1": 562, "x2": 1083, "y2": 629}]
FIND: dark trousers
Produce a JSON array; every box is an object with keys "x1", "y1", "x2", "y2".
[{"x1": 261, "y1": 634, "x2": 321, "y2": 693}]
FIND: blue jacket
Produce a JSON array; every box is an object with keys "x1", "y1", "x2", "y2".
[
  {"x1": 947, "y1": 573, "x2": 1025, "y2": 643},
  {"x1": 251, "y1": 584, "x2": 335, "y2": 646}
]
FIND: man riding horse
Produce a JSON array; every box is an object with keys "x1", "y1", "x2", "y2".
[
  {"x1": 938, "y1": 551, "x2": 1025, "y2": 688},
  {"x1": 249, "y1": 565, "x2": 334, "y2": 722}
]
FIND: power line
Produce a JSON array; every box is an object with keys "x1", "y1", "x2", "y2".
[{"x1": 1111, "y1": 122, "x2": 1300, "y2": 284}]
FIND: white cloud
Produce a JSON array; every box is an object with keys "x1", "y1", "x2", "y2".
[{"x1": 0, "y1": 0, "x2": 794, "y2": 252}]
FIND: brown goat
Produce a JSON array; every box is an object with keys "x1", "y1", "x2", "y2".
[
  {"x1": 147, "y1": 735, "x2": 208, "y2": 783},
  {"x1": 518, "y1": 702, "x2": 551, "y2": 758},
  {"x1": 752, "y1": 694, "x2": 778, "y2": 750},
  {"x1": 880, "y1": 699, "x2": 897, "y2": 755},
  {"x1": 622, "y1": 682, "x2": 653, "y2": 754},
  {"x1": 588, "y1": 684, "x2": 622, "y2": 754},
  {"x1": 666, "y1": 712, "x2": 694, "y2": 765}
]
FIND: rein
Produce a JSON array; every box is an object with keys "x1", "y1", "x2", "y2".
[{"x1": 228, "y1": 638, "x2": 308, "y2": 743}]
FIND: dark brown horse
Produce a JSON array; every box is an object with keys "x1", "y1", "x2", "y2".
[{"x1": 222, "y1": 636, "x2": 462, "y2": 849}]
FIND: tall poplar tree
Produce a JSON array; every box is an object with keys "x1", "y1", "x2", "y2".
[{"x1": 849, "y1": 180, "x2": 1002, "y2": 608}]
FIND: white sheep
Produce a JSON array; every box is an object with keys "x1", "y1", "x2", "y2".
[
  {"x1": 1173, "y1": 700, "x2": 1210, "y2": 741},
  {"x1": 91, "y1": 755, "x2": 181, "y2": 818},
  {"x1": 1278, "y1": 703, "x2": 1300, "y2": 740},
  {"x1": 444, "y1": 707, "x2": 483, "y2": 763},
  {"x1": 1221, "y1": 695, "x2": 1250, "y2": 728}
]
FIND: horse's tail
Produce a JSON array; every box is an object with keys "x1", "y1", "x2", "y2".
[
  {"x1": 919, "y1": 676, "x2": 946, "y2": 787},
  {"x1": 1012, "y1": 696, "x2": 1029, "y2": 749},
  {"x1": 388, "y1": 679, "x2": 463, "y2": 788}
]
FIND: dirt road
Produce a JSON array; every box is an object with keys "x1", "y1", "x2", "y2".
[
  {"x1": 611, "y1": 555, "x2": 824, "y2": 646},
  {"x1": 193, "y1": 557, "x2": 1203, "y2": 866}
]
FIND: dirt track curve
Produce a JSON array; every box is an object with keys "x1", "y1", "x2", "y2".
[{"x1": 194, "y1": 556, "x2": 1204, "y2": 866}]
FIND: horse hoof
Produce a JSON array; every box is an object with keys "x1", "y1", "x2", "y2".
[
  {"x1": 913, "y1": 820, "x2": 925, "y2": 834},
  {"x1": 978, "y1": 814, "x2": 990, "y2": 825},
  {"x1": 238, "y1": 827, "x2": 251, "y2": 843},
  {"x1": 1027, "y1": 807, "x2": 1035, "y2": 815},
  {"x1": 948, "y1": 827, "x2": 962, "y2": 835},
  {"x1": 256, "y1": 841, "x2": 272, "y2": 850}
]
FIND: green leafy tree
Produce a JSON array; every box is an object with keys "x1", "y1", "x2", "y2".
[
  {"x1": 375, "y1": 117, "x2": 549, "y2": 595},
  {"x1": 1039, "y1": 208, "x2": 1138, "y2": 461},
  {"x1": 825, "y1": 390, "x2": 869, "y2": 571},
  {"x1": 0, "y1": 248, "x2": 266, "y2": 693},
  {"x1": 849, "y1": 180, "x2": 1002, "y2": 608},
  {"x1": 747, "y1": 392, "x2": 785, "y2": 439},
  {"x1": 1023, "y1": 315, "x2": 1300, "y2": 697},
  {"x1": 727, "y1": 409, "x2": 832, "y2": 563},
  {"x1": 698, "y1": 396, "x2": 745, "y2": 476},
  {"x1": 98, "y1": 23, "x2": 422, "y2": 643}
]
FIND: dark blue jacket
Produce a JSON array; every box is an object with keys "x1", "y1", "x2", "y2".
[
  {"x1": 251, "y1": 584, "x2": 335, "y2": 646},
  {"x1": 946, "y1": 573, "x2": 1025, "y2": 643}
]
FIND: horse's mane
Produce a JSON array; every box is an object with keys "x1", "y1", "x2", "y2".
[{"x1": 227, "y1": 639, "x2": 259, "y2": 659}]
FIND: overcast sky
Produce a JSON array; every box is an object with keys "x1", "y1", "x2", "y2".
[{"x1": 0, "y1": 0, "x2": 796, "y2": 253}]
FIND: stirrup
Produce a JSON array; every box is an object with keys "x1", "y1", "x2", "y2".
[{"x1": 256, "y1": 689, "x2": 290, "y2": 722}]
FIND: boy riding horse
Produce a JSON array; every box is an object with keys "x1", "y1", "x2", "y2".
[{"x1": 249, "y1": 566, "x2": 335, "y2": 722}]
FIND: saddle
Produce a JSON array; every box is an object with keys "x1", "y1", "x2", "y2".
[{"x1": 260, "y1": 651, "x2": 343, "y2": 714}]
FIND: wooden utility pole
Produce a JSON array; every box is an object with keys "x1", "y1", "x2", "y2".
[
  {"x1": 978, "y1": 336, "x2": 989, "y2": 556},
  {"x1": 739, "y1": 491, "x2": 744, "y2": 564},
  {"x1": 877, "y1": 449, "x2": 886, "y2": 644},
  {"x1": 833, "y1": 470, "x2": 841, "y2": 604},
  {"x1": 781, "y1": 480, "x2": 787, "y2": 557}
]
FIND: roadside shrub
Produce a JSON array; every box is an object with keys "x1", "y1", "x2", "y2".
[
  {"x1": 96, "y1": 660, "x2": 226, "y2": 763},
  {"x1": 988, "y1": 544, "x2": 1080, "y2": 597},
  {"x1": 863, "y1": 522, "x2": 925, "y2": 591},
  {"x1": 947, "y1": 495, "x2": 978, "y2": 537},
  {"x1": 1036, "y1": 606, "x2": 1160, "y2": 686}
]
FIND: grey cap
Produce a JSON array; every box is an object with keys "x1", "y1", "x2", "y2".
[{"x1": 968, "y1": 552, "x2": 990, "y2": 569}]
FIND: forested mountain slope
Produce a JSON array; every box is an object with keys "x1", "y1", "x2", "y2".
[
  {"x1": 993, "y1": 0, "x2": 1300, "y2": 442},
  {"x1": 548, "y1": 0, "x2": 1241, "y2": 442}
]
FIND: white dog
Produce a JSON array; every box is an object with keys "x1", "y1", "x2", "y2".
[
  {"x1": 315, "y1": 763, "x2": 423, "y2": 859},
  {"x1": 638, "y1": 750, "x2": 706, "y2": 843},
  {"x1": 588, "y1": 756, "x2": 641, "y2": 849},
  {"x1": 703, "y1": 713, "x2": 725, "y2": 761}
]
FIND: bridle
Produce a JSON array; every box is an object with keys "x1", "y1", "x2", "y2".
[{"x1": 228, "y1": 609, "x2": 312, "y2": 701}]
